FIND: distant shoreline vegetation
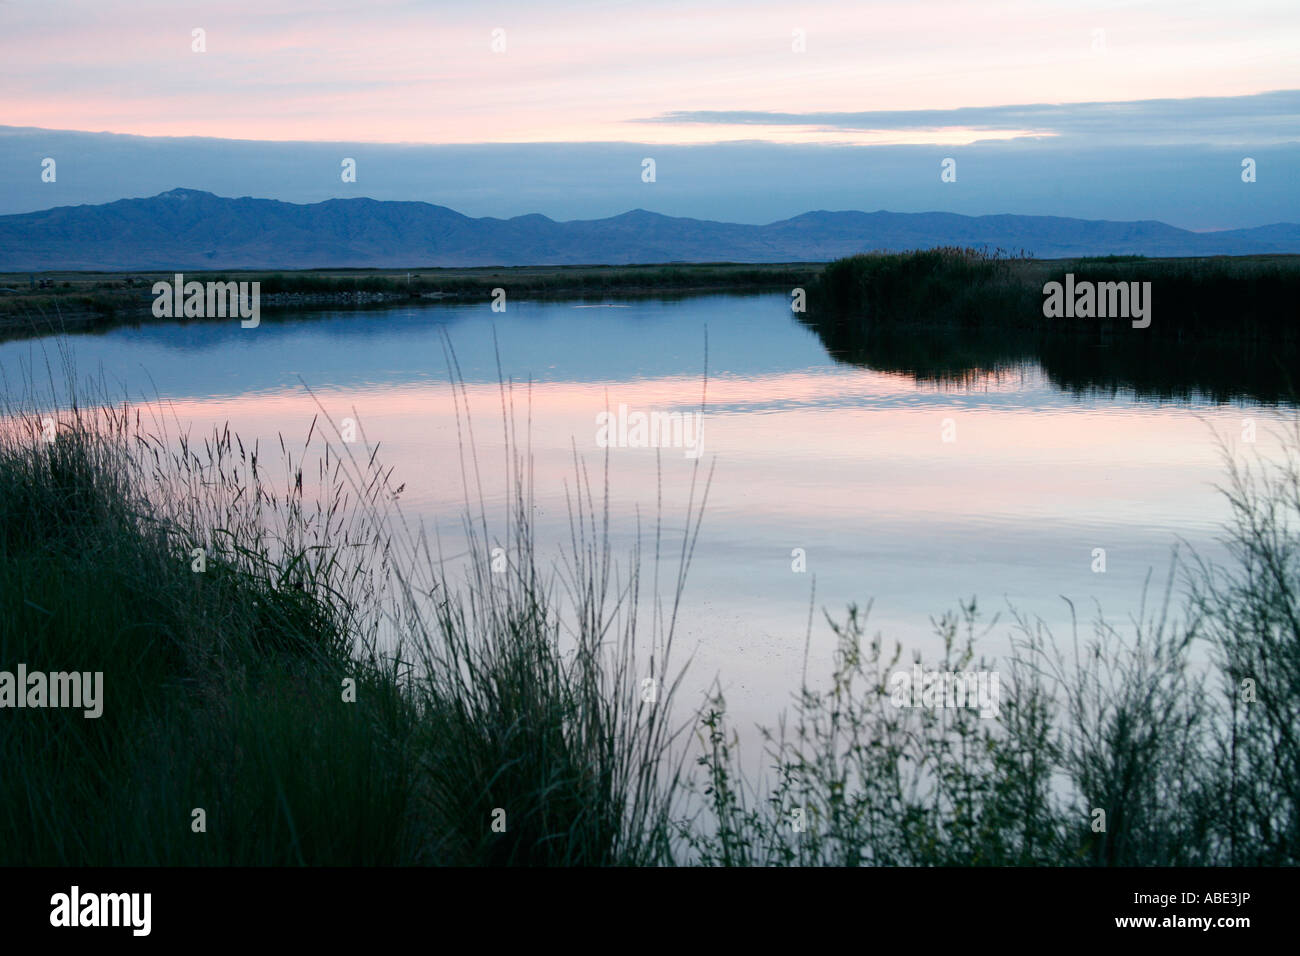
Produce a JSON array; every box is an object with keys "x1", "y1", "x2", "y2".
[
  {"x1": 811, "y1": 248, "x2": 1300, "y2": 342},
  {"x1": 0, "y1": 262, "x2": 819, "y2": 336},
  {"x1": 4, "y1": 252, "x2": 1299, "y2": 341},
  {"x1": 802, "y1": 248, "x2": 1300, "y2": 404}
]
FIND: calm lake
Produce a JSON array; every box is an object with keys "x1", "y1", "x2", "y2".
[{"x1": 3, "y1": 292, "x2": 1290, "y2": 729}]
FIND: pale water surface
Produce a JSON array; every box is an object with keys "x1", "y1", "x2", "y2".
[{"x1": 2, "y1": 293, "x2": 1289, "y2": 729}]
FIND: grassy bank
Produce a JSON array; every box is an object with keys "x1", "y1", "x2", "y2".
[
  {"x1": 813, "y1": 248, "x2": 1300, "y2": 342},
  {"x1": 0, "y1": 263, "x2": 821, "y2": 341},
  {"x1": 0, "y1": 361, "x2": 698, "y2": 865},
  {"x1": 2, "y1": 371, "x2": 1298, "y2": 865},
  {"x1": 804, "y1": 248, "x2": 1300, "y2": 403}
]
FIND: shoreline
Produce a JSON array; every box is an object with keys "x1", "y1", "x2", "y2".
[
  {"x1": 0, "y1": 283, "x2": 794, "y2": 341},
  {"x1": 0, "y1": 261, "x2": 822, "y2": 339},
  {"x1": 5, "y1": 252, "x2": 1300, "y2": 345}
]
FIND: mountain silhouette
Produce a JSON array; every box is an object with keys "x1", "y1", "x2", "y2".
[{"x1": 2, "y1": 188, "x2": 1296, "y2": 270}]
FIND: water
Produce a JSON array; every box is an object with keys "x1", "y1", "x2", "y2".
[{"x1": 2, "y1": 292, "x2": 1290, "y2": 730}]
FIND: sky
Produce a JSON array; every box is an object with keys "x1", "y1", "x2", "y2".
[{"x1": 2, "y1": 0, "x2": 1298, "y2": 227}]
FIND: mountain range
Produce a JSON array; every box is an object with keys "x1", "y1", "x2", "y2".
[{"x1": 2, "y1": 188, "x2": 1298, "y2": 271}]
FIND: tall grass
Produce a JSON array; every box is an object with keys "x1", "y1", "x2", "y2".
[
  {"x1": 366, "y1": 339, "x2": 711, "y2": 865},
  {"x1": 805, "y1": 249, "x2": 1300, "y2": 403},
  {"x1": 1188, "y1": 421, "x2": 1300, "y2": 863},
  {"x1": 816, "y1": 247, "x2": 1037, "y2": 328},
  {"x1": 813, "y1": 248, "x2": 1300, "y2": 343},
  {"x1": 679, "y1": 426, "x2": 1300, "y2": 866},
  {"x1": 0, "y1": 345, "x2": 707, "y2": 865},
  {"x1": 0, "y1": 352, "x2": 414, "y2": 864}
]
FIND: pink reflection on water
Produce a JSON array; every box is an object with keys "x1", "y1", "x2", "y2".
[{"x1": 140, "y1": 365, "x2": 1287, "y2": 731}]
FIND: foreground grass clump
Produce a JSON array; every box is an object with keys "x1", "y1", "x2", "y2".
[
  {"x1": 0, "y1": 366, "x2": 696, "y2": 865},
  {"x1": 680, "y1": 424, "x2": 1300, "y2": 866},
  {"x1": 0, "y1": 395, "x2": 415, "y2": 864},
  {"x1": 680, "y1": 595, "x2": 1202, "y2": 866}
]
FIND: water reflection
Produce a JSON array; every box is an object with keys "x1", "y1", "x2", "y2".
[
  {"x1": 0, "y1": 293, "x2": 1290, "y2": 731},
  {"x1": 799, "y1": 310, "x2": 1300, "y2": 405}
]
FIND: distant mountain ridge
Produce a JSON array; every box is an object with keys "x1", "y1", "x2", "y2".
[{"x1": 1, "y1": 188, "x2": 1297, "y2": 270}]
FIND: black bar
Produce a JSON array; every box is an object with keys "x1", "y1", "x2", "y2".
[{"x1": 3, "y1": 867, "x2": 1282, "y2": 942}]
